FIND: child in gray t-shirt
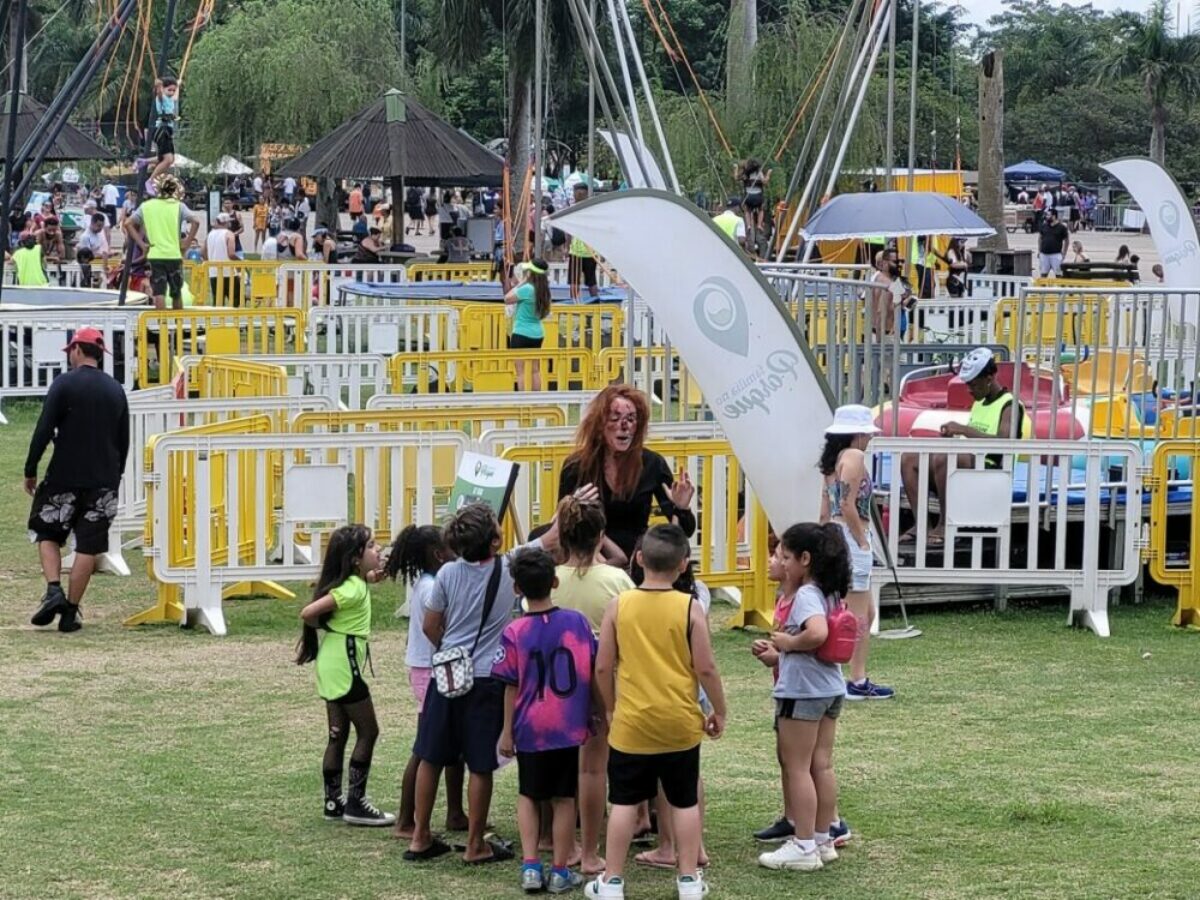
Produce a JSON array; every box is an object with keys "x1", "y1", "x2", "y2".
[{"x1": 758, "y1": 522, "x2": 852, "y2": 875}]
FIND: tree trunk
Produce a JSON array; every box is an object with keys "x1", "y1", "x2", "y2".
[
  {"x1": 507, "y1": 67, "x2": 532, "y2": 258},
  {"x1": 1149, "y1": 102, "x2": 1167, "y2": 166},
  {"x1": 976, "y1": 49, "x2": 1008, "y2": 252},
  {"x1": 316, "y1": 177, "x2": 338, "y2": 233},
  {"x1": 726, "y1": 0, "x2": 757, "y2": 130}
]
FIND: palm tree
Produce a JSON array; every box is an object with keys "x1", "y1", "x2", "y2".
[
  {"x1": 436, "y1": 0, "x2": 577, "y2": 247},
  {"x1": 1097, "y1": 0, "x2": 1200, "y2": 166}
]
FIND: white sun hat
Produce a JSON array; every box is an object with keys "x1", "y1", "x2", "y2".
[
  {"x1": 958, "y1": 347, "x2": 995, "y2": 383},
  {"x1": 825, "y1": 404, "x2": 881, "y2": 435}
]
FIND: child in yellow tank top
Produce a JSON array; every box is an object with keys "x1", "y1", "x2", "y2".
[{"x1": 589, "y1": 525, "x2": 727, "y2": 900}]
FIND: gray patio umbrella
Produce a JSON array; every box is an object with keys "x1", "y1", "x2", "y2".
[{"x1": 799, "y1": 191, "x2": 997, "y2": 241}]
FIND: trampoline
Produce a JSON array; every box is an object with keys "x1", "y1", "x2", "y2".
[{"x1": 336, "y1": 280, "x2": 629, "y2": 305}]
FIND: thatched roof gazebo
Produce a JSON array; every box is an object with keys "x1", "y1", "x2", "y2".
[
  {"x1": 0, "y1": 93, "x2": 113, "y2": 164},
  {"x1": 279, "y1": 89, "x2": 502, "y2": 245}
]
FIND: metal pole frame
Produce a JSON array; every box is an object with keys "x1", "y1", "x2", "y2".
[
  {"x1": 907, "y1": 0, "x2": 919, "y2": 189},
  {"x1": 533, "y1": 0, "x2": 544, "y2": 257},
  {"x1": 0, "y1": 0, "x2": 25, "y2": 302},
  {"x1": 604, "y1": 0, "x2": 644, "y2": 145},
  {"x1": 617, "y1": 0, "x2": 680, "y2": 194}
]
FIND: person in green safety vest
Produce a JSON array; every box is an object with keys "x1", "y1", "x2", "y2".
[
  {"x1": 10, "y1": 234, "x2": 49, "y2": 286},
  {"x1": 568, "y1": 182, "x2": 600, "y2": 301},
  {"x1": 122, "y1": 173, "x2": 200, "y2": 310},
  {"x1": 898, "y1": 347, "x2": 1031, "y2": 546},
  {"x1": 713, "y1": 199, "x2": 745, "y2": 247}
]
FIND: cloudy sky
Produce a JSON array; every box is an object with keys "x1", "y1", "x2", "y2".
[{"x1": 961, "y1": 0, "x2": 1159, "y2": 27}]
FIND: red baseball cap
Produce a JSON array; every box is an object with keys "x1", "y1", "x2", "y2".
[{"x1": 64, "y1": 326, "x2": 110, "y2": 353}]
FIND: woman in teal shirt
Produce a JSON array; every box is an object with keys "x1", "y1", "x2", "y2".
[{"x1": 504, "y1": 257, "x2": 552, "y2": 390}]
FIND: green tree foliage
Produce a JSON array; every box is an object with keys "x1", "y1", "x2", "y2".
[{"x1": 183, "y1": 0, "x2": 401, "y2": 159}]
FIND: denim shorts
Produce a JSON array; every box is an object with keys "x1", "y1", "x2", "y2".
[
  {"x1": 775, "y1": 695, "x2": 844, "y2": 722},
  {"x1": 839, "y1": 523, "x2": 873, "y2": 592}
]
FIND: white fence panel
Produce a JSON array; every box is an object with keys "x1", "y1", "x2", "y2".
[
  {"x1": 871, "y1": 436, "x2": 1142, "y2": 636},
  {"x1": 148, "y1": 430, "x2": 471, "y2": 635},
  {"x1": 176, "y1": 353, "x2": 387, "y2": 410},
  {"x1": 0, "y1": 308, "x2": 142, "y2": 422}
]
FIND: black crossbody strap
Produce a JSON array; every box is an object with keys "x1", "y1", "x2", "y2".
[{"x1": 468, "y1": 557, "x2": 504, "y2": 657}]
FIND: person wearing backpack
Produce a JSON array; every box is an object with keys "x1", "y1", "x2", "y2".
[{"x1": 756, "y1": 522, "x2": 855, "y2": 873}]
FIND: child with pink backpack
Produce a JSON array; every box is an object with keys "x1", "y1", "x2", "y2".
[{"x1": 753, "y1": 522, "x2": 856, "y2": 873}]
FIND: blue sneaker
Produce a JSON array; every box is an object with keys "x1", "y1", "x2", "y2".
[
  {"x1": 548, "y1": 868, "x2": 584, "y2": 894},
  {"x1": 522, "y1": 864, "x2": 545, "y2": 893},
  {"x1": 829, "y1": 817, "x2": 852, "y2": 848},
  {"x1": 845, "y1": 678, "x2": 895, "y2": 701}
]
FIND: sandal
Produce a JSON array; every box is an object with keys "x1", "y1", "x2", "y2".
[
  {"x1": 465, "y1": 838, "x2": 515, "y2": 865},
  {"x1": 403, "y1": 838, "x2": 452, "y2": 862}
]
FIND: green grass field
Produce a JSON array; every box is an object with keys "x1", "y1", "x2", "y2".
[{"x1": 1, "y1": 398, "x2": 1197, "y2": 899}]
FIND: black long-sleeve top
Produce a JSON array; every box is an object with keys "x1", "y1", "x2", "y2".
[
  {"x1": 24, "y1": 365, "x2": 130, "y2": 490},
  {"x1": 558, "y1": 448, "x2": 697, "y2": 558}
]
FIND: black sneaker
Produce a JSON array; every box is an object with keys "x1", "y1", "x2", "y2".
[
  {"x1": 31, "y1": 584, "x2": 68, "y2": 626},
  {"x1": 754, "y1": 816, "x2": 795, "y2": 843},
  {"x1": 58, "y1": 603, "x2": 82, "y2": 633},
  {"x1": 343, "y1": 796, "x2": 396, "y2": 827},
  {"x1": 324, "y1": 796, "x2": 346, "y2": 821}
]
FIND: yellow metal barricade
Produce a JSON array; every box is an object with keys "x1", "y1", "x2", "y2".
[
  {"x1": 137, "y1": 307, "x2": 306, "y2": 386},
  {"x1": 1146, "y1": 440, "x2": 1200, "y2": 627},
  {"x1": 495, "y1": 437, "x2": 773, "y2": 623},
  {"x1": 408, "y1": 262, "x2": 494, "y2": 282},
  {"x1": 183, "y1": 357, "x2": 288, "y2": 399},
  {"x1": 126, "y1": 414, "x2": 290, "y2": 628},
  {"x1": 458, "y1": 303, "x2": 624, "y2": 354},
  {"x1": 994, "y1": 295, "x2": 1111, "y2": 356},
  {"x1": 387, "y1": 348, "x2": 596, "y2": 394},
  {"x1": 1062, "y1": 349, "x2": 1156, "y2": 397},
  {"x1": 188, "y1": 260, "x2": 284, "y2": 307}
]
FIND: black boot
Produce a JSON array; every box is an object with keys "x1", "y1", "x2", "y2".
[
  {"x1": 342, "y1": 761, "x2": 395, "y2": 827},
  {"x1": 57, "y1": 601, "x2": 82, "y2": 633},
  {"x1": 323, "y1": 767, "x2": 344, "y2": 821},
  {"x1": 31, "y1": 584, "x2": 68, "y2": 627}
]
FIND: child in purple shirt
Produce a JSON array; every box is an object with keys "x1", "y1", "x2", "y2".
[{"x1": 496, "y1": 548, "x2": 597, "y2": 894}]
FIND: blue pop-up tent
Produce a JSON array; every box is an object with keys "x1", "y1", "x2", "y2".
[{"x1": 1004, "y1": 159, "x2": 1066, "y2": 182}]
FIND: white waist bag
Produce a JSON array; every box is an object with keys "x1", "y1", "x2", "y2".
[{"x1": 431, "y1": 558, "x2": 503, "y2": 699}]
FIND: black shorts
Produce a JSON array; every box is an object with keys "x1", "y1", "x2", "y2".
[
  {"x1": 28, "y1": 483, "x2": 118, "y2": 555},
  {"x1": 517, "y1": 746, "x2": 580, "y2": 800},
  {"x1": 570, "y1": 255, "x2": 598, "y2": 289},
  {"x1": 743, "y1": 191, "x2": 764, "y2": 210},
  {"x1": 149, "y1": 259, "x2": 184, "y2": 302},
  {"x1": 330, "y1": 672, "x2": 371, "y2": 705},
  {"x1": 608, "y1": 745, "x2": 700, "y2": 809},
  {"x1": 508, "y1": 333, "x2": 544, "y2": 350},
  {"x1": 154, "y1": 127, "x2": 175, "y2": 159},
  {"x1": 414, "y1": 676, "x2": 504, "y2": 774}
]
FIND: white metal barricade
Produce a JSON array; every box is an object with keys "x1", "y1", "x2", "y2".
[
  {"x1": 307, "y1": 304, "x2": 459, "y2": 357},
  {"x1": 2, "y1": 260, "x2": 122, "y2": 289},
  {"x1": 966, "y1": 273, "x2": 1031, "y2": 300},
  {"x1": 367, "y1": 389, "x2": 599, "y2": 423},
  {"x1": 147, "y1": 429, "x2": 471, "y2": 635},
  {"x1": 0, "y1": 307, "x2": 142, "y2": 423},
  {"x1": 908, "y1": 297, "x2": 994, "y2": 345},
  {"x1": 277, "y1": 262, "x2": 408, "y2": 309},
  {"x1": 871, "y1": 437, "x2": 1143, "y2": 637},
  {"x1": 110, "y1": 392, "x2": 339, "y2": 571},
  {"x1": 547, "y1": 259, "x2": 615, "y2": 288},
  {"x1": 175, "y1": 353, "x2": 387, "y2": 410}
]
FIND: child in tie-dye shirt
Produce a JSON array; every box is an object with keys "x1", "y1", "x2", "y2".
[{"x1": 495, "y1": 547, "x2": 597, "y2": 894}]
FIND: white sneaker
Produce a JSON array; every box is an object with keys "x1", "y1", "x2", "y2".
[
  {"x1": 758, "y1": 838, "x2": 824, "y2": 871},
  {"x1": 817, "y1": 840, "x2": 839, "y2": 864},
  {"x1": 584, "y1": 875, "x2": 625, "y2": 899},
  {"x1": 677, "y1": 872, "x2": 709, "y2": 898}
]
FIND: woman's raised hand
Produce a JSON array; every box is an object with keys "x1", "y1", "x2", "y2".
[{"x1": 668, "y1": 471, "x2": 695, "y2": 509}]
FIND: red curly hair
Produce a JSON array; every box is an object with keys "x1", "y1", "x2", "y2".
[{"x1": 565, "y1": 384, "x2": 650, "y2": 500}]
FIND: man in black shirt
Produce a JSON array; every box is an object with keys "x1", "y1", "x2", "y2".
[
  {"x1": 1038, "y1": 209, "x2": 1069, "y2": 277},
  {"x1": 24, "y1": 327, "x2": 130, "y2": 632}
]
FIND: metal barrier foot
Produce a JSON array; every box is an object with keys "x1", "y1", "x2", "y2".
[
  {"x1": 185, "y1": 604, "x2": 228, "y2": 636},
  {"x1": 123, "y1": 584, "x2": 185, "y2": 627},
  {"x1": 1172, "y1": 596, "x2": 1200, "y2": 628},
  {"x1": 223, "y1": 581, "x2": 296, "y2": 602},
  {"x1": 727, "y1": 607, "x2": 774, "y2": 630},
  {"x1": 1070, "y1": 603, "x2": 1111, "y2": 638}
]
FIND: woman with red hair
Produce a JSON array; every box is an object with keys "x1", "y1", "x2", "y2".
[{"x1": 558, "y1": 386, "x2": 695, "y2": 558}]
